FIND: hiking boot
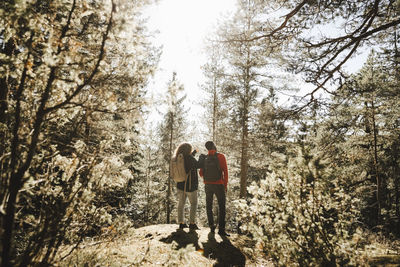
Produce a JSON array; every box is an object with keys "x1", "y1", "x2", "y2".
[
  {"x1": 189, "y1": 224, "x2": 200, "y2": 230},
  {"x1": 218, "y1": 230, "x2": 230, "y2": 236},
  {"x1": 179, "y1": 223, "x2": 188, "y2": 229}
]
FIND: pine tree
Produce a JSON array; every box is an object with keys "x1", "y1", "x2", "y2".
[
  {"x1": 379, "y1": 28, "x2": 400, "y2": 231},
  {"x1": 326, "y1": 50, "x2": 400, "y2": 231},
  {"x1": 249, "y1": 0, "x2": 400, "y2": 100},
  {"x1": 250, "y1": 89, "x2": 289, "y2": 182},
  {"x1": 209, "y1": 0, "x2": 275, "y2": 198},
  {"x1": 158, "y1": 72, "x2": 187, "y2": 223},
  {"x1": 200, "y1": 43, "x2": 227, "y2": 144},
  {"x1": 133, "y1": 125, "x2": 166, "y2": 225}
]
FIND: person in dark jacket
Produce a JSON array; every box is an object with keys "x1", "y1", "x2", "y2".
[
  {"x1": 174, "y1": 142, "x2": 201, "y2": 230},
  {"x1": 199, "y1": 141, "x2": 229, "y2": 236}
]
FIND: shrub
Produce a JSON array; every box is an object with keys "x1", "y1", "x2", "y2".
[{"x1": 236, "y1": 149, "x2": 369, "y2": 266}]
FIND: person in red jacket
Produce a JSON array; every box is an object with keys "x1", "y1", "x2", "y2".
[{"x1": 199, "y1": 141, "x2": 229, "y2": 236}]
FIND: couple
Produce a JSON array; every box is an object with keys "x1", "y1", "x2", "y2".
[{"x1": 173, "y1": 141, "x2": 229, "y2": 236}]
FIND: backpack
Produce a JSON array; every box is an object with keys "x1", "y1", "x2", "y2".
[
  {"x1": 203, "y1": 153, "x2": 222, "y2": 182},
  {"x1": 170, "y1": 153, "x2": 188, "y2": 182}
]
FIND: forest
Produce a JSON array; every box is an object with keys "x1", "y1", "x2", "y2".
[{"x1": 1, "y1": 0, "x2": 400, "y2": 266}]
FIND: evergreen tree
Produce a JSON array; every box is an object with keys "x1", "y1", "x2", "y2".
[
  {"x1": 210, "y1": 0, "x2": 275, "y2": 198},
  {"x1": 250, "y1": 0, "x2": 400, "y2": 100},
  {"x1": 200, "y1": 43, "x2": 227, "y2": 145},
  {"x1": 250, "y1": 90, "x2": 289, "y2": 182},
  {"x1": 134, "y1": 125, "x2": 166, "y2": 225},
  {"x1": 327, "y1": 50, "x2": 400, "y2": 232},
  {"x1": 158, "y1": 72, "x2": 187, "y2": 223}
]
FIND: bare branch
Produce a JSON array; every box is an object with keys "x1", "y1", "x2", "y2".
[
  {"x1": 237, "y1": 0, "x2": 311, "y2": 42},
  {"x1": 65, "y1": 101, "x2": 141, "y2": 114}
]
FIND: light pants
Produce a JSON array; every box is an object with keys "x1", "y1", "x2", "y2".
[{"x1": 177, "y1": 189, "x2": 198, "y2": 224}]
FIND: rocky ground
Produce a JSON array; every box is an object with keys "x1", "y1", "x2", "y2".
[
  {"x1": 58, "y1": 224, "x2": 273, "y2": 266},
  {"x1": 57, "y1": 224, "x2": 400, "y2": 266}
]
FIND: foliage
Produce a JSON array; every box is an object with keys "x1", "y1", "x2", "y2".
[
  {"x1": 253, "y1": 0, "x2": 400, "y2": 101},
  {"x1": 328, "y1": 50, "x2": 400, "y2": 231},
  {"x1": 236, "y1": 45, "x2": 400, "y2": 265},
  {"x1": 236, "y1": 144, "x2": 367, "y2": 266},
  {"x1": 0, "y1": 0, "x2": 158, "y2": 265},
  {"x1": 202, "y1": 0, "x2": 282, "y2": 198},
  {"x1": 157, "y1": 72, "x2": 188, "y2": 223},
  {"x1": 248, "y1": 94, "x2": 290, "y2": 185},
  {"x1": 200, "y1": 42, "x2": 227, "y2": 145},
  {"x1": 2, "y1": 0, "x2": 400, "y2": 266}
]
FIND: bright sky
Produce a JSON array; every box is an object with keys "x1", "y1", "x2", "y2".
[
  {"x1": 144, "y1": 0, "x2": 368, "y2": 124},
  {"x1": 145, "y1": 0, "x2": 236, "y2": 118}
]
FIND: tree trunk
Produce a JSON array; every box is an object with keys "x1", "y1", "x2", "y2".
[
  {"x1": 239, "y1": 48, "x2": 251, "y2": 199},
  {"x1": 0, "y1": 38, "x2": 14, "y2": 124},
  {"x1": 0, "y1": 79, "x2": 8, "y2": 125},
  {"x1": 394, "y1": 158, "x2": 400, "y2": 232},
  {"x1": 394, "y1": 28, "x2": 400, "y2": 80},
  {"x1": 167, "y1": 115, "x2": 174, "y2": 223},
  {"x1": 371, "y1": 98, "x2": 381, "y2": 224},
  {"x1": 1, "y1": 42, "x2": 34, "y2": 266},
  {"x1": 240, "y1": 81, "x2": 250, "y2": 199},
  {"x1": 239, "y1": 126, "x2": 248, "y2": 198},
  {"x1": 212, "y1": 76, "x2": 217, "y2": 142},
  {"x1": 145, "y1": 147, "x2": 150, "y2": 222}
]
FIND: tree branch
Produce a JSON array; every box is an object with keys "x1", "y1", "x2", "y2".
[{"x1": 44, "y1": 2, "x2": 115, "y2": 114}]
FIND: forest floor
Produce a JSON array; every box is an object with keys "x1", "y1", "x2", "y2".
[
  {"x1": 56, "y1": 224, "x2": 400, "y2": 266},
  {"x1": 57, "y1": 224, "x2": 273, "y2": 266}
]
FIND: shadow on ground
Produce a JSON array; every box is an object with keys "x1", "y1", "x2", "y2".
[
  {"x1": 159, "y1": 229, "x2": 201, "y2": 250},
  {"x1": 160, "y1": 229, "x2": 246, "y2": 267},
  {"x1": 202, "y1": 232, "x2": 246, "y2": 267}
]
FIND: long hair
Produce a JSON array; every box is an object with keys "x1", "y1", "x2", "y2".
[{"x1": 174, "y1": 142, "x2": 192, "y2": 158}]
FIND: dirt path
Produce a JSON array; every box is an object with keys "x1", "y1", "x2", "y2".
[{"x1": 58, "y1": 224, "x2": 273, "y2": 266}]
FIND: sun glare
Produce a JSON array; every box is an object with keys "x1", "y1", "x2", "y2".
[{"x1": 146, "y1": 0, "x2": 236, "y2": 96}]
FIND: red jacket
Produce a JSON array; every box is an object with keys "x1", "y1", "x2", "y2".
[{"x1": 199, "y1": 150, "x2": 228, "y2": 188}]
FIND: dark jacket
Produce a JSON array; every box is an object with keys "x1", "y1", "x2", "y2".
[{"x1": 177, "y1": 154, "x2": 200, "y2": 192}]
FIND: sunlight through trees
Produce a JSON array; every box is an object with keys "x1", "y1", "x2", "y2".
[{"x1": 1, "y1": 0, "x2": 399, "y2": 266}]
